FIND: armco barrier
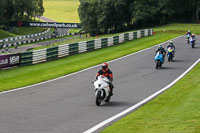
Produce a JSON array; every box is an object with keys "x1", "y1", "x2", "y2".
[
  {"x1": 69, "y1": 43, "x2": 79, "y2": 55},
  {"x1": 145, "y1": 29, "x2": 148, "y2": 36},
  {"x1": 113, "y1": 36, "x2": 119, "y2": 45},
  {"x1": 25, "y1": 29, "x2": 152, "y2": 65},
  {"x1": 119, "y1": 34, "x2": 124, "y2": 43},
  {"x1": 129, "y1": 32, "x2": 134, "y2": 40},
  {"x1": 148, "y1": 29, "x2": 152, "y2": 36},
  {"x1": 20, "y1": 52, "x2": 33, "y2": 66},
  {"x1": 101, "y1": 38, "x2": 108, "y2": 48},
  {"x1": 78, "y1": 41, "x2": 87, "y2": 53},
  {"x1": 58, "y1": 44, "x2": 69, "y2": 58},
  {"x1": 141, "y1": 30, "x2": 145, "y2": 37},
  {"x1": 87, "y1": 40, "x2": 95, "y2": 51},
  {"x1": 133, "y1": 32, "x2": 137, "y2": 39},
  {"x1": 1, "y1": 29, "x2": 153, "y2": 69},
  {"x1": 47, "y1": 47, "x2": 58, "y2": 61},
  {"x1": 94, "y1": 39, "x2": 101, "y2": 49},
  {"x1": 107, "y1": 37, "x2": 113, "y2": 46},
  {"x1": 32, "y1": 49, "x2": 46, "y2": 64},
  {"x1": 124, "y1": 33, "x2": 129, "y2": 41},
  {"x1": 137, "y1": 30, "x2": 141, "y2": 38}
]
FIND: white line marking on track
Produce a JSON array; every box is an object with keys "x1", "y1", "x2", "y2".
[
  {"x1": 83, "y1": 57, "x2": 200, "y2": 133},
  {"x1": 0, "y1": 35, "x2": 182, "y2": 96}
]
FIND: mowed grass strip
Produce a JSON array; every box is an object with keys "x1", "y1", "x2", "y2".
[
  {"x1": 101, "y1": 63, "x2": 200, "y2": 133},
  {"x1": 154, "y1": 23, "x2": 200, "y2": 34},
  {"x1": 0, "y1": 32, "x2": 178, "y2": 91},
  {"x1": 43, "y1": 0, "x2": 80, "y2": 23}
]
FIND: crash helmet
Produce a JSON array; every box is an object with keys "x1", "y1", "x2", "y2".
[
  {"x1": 188, "y1": 30, "x2": 190, "y2": 33},
  {"x1": 169, "y1": 41, "x2": 173, "y2": 45},
  {"x1": 159, "y1": 44, "x2": 163, "y2": 48},
  {"x1": 102, "y1": 62, "x2": 108, "y2": 70}
]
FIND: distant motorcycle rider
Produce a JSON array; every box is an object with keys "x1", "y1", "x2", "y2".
[
  {"x1": 186, "y1": 30, "x2": 192, "y2": 44},
  {"x1": 166, "y1": 41, "x2": 175, "y2": 49},
  {"x1": 166, "y1": 41, "x2": 175, "y2": 57},
  {"x1": 186, "y1": 30, "x2": 192, "y2": 37},
  {"x1": 96, "y1": 63, "x2": 114, "y2": 96},
  {"x1": 191, "y1": 33, "x2": 196, "y2": 40},
  {"x1": 155, "y1": 44, "x2": 166, "y2": 59},
  {"x1": 190, "y1": 33, "x2": 196, "y2": 43}
]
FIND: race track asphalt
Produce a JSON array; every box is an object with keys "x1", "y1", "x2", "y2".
[{"x1": 0, "y1": 36, "x2": 199, "y2": 133}]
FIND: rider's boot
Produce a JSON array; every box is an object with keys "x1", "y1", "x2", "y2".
[
  {"x1": 109, "y1": 87, "x2": 113, "y2": 96},
  {"x1": 108, "y1": 83, "x2": 114, "y2": 96}
]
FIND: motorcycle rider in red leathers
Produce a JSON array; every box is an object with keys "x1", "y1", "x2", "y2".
[{"x1": 96, "y1": 63, "x2": 114, "y2": 96}]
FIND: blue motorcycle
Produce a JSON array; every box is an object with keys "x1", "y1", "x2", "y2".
[{"x1": 155, "y1": 51, "x2": 164, "y2": 69}]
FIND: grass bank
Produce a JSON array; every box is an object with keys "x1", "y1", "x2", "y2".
[
  {"x1": 10, "y1": 27, "x2": 48, "y2": 35},
  {"x1": 0, "y1": 32, "x2": 178, "y2": 91},
  {"x1": 43, "y1": 0, "x2": 80, "y2": 23},
  {"x1": 101, "y1": 63, "x2": 200, "y2": 133},
  {"x1": 0, "y1": 30, "x2": 16, "y2": 39}
]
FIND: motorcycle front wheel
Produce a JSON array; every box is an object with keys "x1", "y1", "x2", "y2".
[
  {"x1": 96, "y1": 91, "x2": 102, "y2": 106},
  {"x1": 156, "y1": 60, "x2": 159, "y2": 69},
  {"x1": 168, "y1": 56, "x2": 171, "y2": 62}
]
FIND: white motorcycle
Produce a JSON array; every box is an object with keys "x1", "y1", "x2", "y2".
[
  {"x1": 93, "y1": 76, "x2": 112, "y2": 106},
  {"x1": 189, "y1": 36, "x2": 196, "y2": 48}
]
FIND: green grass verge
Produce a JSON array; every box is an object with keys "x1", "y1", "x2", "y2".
[
  {"x1": 69, "y1": 28, "x2": 81, "y2": 33},
  {"x1": 10, "y1": 27, "x2": 48, "y2": 35},
  {"x1": 0, "y1": 30, "x2": 16, "y2": 39},
  {"x1": 101, "y1": 63, "x2": 200, "y2": 133},
  {"x1": 43, "y1": 0, "x2": 80, "y2": 23},
  {"x1": 154, "y1": 23, "x2": 200, "y2": 35},
  {"x1": 0, "y1": 32, "x2": 178, "y2": 91}
]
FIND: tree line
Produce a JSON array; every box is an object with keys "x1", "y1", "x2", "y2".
[
  {"x1": 79, "y1": 0, "x2": 200, "y2": 36},
  {"x1": 0, "y1": 0, "x2": 44, "y2": 26}
]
